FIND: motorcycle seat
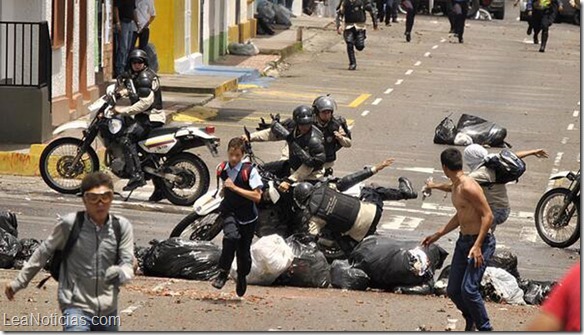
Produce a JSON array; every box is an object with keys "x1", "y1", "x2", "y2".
[{"x1": 148, "y1": 127, "x2": 181, "y2": 138}]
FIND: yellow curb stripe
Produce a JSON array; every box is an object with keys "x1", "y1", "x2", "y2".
[
  {"x1": 238, "y1": 84, "x2": 261, "y2": 89},
  {"x1": 348, "y1": 94, "x2": 372, "y2": 108}
]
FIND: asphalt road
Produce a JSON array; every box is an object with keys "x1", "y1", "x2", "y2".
[{"x1": 0, "y1": 3, "x2": 580, "y2": 331}]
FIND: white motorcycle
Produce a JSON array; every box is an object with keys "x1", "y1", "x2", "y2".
[{"x1": 39, "y1": 78, "x2": 220, "y2": 206}]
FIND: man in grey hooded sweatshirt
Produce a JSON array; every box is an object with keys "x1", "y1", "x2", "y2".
[
  {"x1": 4, "y1": 172, "x2": 135, "y2": 331},
  {"x1": 426, "y1": 144, "x2": 548, "y2": 233}
]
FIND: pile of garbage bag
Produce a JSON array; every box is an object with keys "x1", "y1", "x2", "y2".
[
  {"x1": 256, "y1": 0, "x2": 294, "y2": 34},
  {"x1": 13, "y1": 238, "x2": 40, "y2": 270},
  {"x1": 488, "y1": 249, "x2": 520, "y2": 279},
  {"x1": 480, "y1": 267, "x2": 526, "y2": 305},
  {"x1": 142, "y1": 238, "x2": 221, "y2": 281},
  {"x1": 275, "y1": 234, "x2": 331, "y2": 288},
  {"x1": 330, "y1": 259, "x2": 370, "y2": 291},
  {"x1": 434, "y1": 114, "x2": 509, "y2": 148},
  {"x1": 519, "y1": 279, "x2": 557, "y2": 305},
  {"x1": 0, "y1": 211, "x2": 20, "y2": 269},
  {"x1": 349, "y1": 236, "x2": 449, "y2": 290},
  {"x1": 228, "y1": 41, "x2": 260, "y2": 56}
]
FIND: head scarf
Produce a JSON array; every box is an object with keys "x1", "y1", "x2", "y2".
[{"x1": 464, "y1": 144, "x2": 488, "y2": 171}]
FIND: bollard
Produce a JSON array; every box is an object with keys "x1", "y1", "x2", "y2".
[{"x1": 296, "y1": 27, "x2": 303, "y2": 42}]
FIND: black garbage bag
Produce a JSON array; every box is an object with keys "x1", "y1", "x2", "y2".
[
  {"x1": 276, "y1": 234, "x2": 331, "y2": 288},
  {"x1": 13, "y1": 238, "x2": 41, "y2": 270},
  {"x1": 456, "y1": 114, "x2": 508, "y2": 148},
  {"x1": 0, "y1": 229, "x2": 21, "y2": 269},
  {"x1": 257, "y1": 0, "x2": 277, "y2": 22},
  {"x1": 434, "y1": 116, "x2": 457, "y2": 144},
  {"x1": 519, "y1": 279, "x2": 557, "y2": 305},
  {"x1": 433, "y1": 265, "x2": 451, "y2": 296},
  {"x1": 349, "y1": 236, "x2": 449, "y2": 289},
  {"x1": 143, "y1": 238, "x2": 221, "y2": 281},
  {"x1": 330, "y1": 259, "x2": 370, "y2": 291},
  {"x1": 393, "y1": 281, "x2": 435, "y2": 295},
  {"x1": 274, "y1": 4, "x2": 293, "y2": 27},
  {"x1": 487, "y1": 250, "x2": 520, "y2": 279},
  {"x1": 0, "y1": 211, "x2": 18, "y2": 237}
]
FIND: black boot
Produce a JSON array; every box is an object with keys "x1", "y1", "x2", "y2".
[
  {"x1": 236, "y1": 273, "x2": 247, "y2": 297},
  {"x1": 405, "y1": 32, "x2": 411, "y2": 42},
  {"x1": 122, "y1": 140, "x2": 146, "y2": 192},
  {"x1": 347, "y1": 45, "x2": 357, "y2": 70},
  {"x1": 212, "y1": 270, "x2": 228, "y2": 289},
  {"x1": 539, "y1": 30, "x2": 548, "y2": 52},
  {"x1": 533, "y1": 34, "x2": 539, "y2": 44},
  {"x1": 527, "y1": 25, "x2": 533, "y2": 35},
  {"x1": 398, "y1": 177, "x2": 418, "y2": 199}
]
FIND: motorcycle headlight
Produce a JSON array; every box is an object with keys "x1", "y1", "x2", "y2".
[{"x1": 108, "y1": 118, "x2": 123, "y2": 135}]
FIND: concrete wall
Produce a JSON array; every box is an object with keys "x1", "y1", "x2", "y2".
[{"x1": 0, "y1": 86, "x2": 52, "y2": 143}]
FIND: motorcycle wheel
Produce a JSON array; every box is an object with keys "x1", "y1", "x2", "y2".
[
  {"x1": 535, "y1": 187, "x2": 580, "y2": 248},
  {"x1": 170, "y1": 211, "x2": 223, "y2": 240},
  {"x1": 159, "y1": 153, "x2": 210, "y2": 206},
  {"x1": 39, "y1": 138, "x2": 100, "y2": 194}
]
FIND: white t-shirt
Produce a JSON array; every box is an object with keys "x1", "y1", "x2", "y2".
[{"x1": 134, "y1": 0, "x2": 156, "y2": 32}]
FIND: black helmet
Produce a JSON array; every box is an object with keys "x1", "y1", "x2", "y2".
[
  {"x1": 128, "y1": 49, "x2": 149, "y2": 67},
  {"x1": 293, "y1": 105, "x2": 314, "y2": 125},
  {"x1": 293, "y1": 182, "x2": 314, "y2": 208},
  {"x1": 313, "y1": 95, "x2": 337, "y2": 114}
]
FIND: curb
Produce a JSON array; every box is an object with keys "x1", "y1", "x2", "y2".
[{"x1": 160, "y1": 78, "x2": 239, "y2": 97}]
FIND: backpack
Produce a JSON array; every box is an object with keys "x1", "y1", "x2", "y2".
[
  {"x1": 37, "y1": 212, "x2": 121, "y2": 288},
  {"x1": 481, "y1": 149, "x2": 526, "y2": 184},
  {"x1": 215, "y1": 161, "x2": 254, "y2": 195}
]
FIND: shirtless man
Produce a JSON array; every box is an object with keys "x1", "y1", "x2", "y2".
[{"x1": 422, "y1": 148, "x2": 495, "y2": 331}]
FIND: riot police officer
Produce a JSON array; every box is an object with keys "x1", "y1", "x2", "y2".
[
  {"x1": 293, "y1": 158, "x2": 418, "y2": 255},
  {"x1": 528, "y1": 0, "x2": 563, "y2": 52},
  {"x1": 113, "y1": 48, "x2": 165, "y2": 192},
  {"x1": 246, "y1": 105, "x2": 326, "y2": 191},
  {"x1": 336, "y1": 0, "x2": 379, "y2": 70},
  {"x1": 312, "y1": 95, "x2": 352, "y2": 176}
]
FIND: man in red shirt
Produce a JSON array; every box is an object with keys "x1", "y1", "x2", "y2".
[{"x1": 526, "y1": 263, "x2": 581, "y2": 331}]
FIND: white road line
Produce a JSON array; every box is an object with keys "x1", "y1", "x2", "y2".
[
  {"x1": 386, "y1": 201, "x2": 406, "y2": 207},
  {"x1": 348, "y1": 124, "x2": 354, "y2": 130},
  {"x1": 440, "y1": 38, "x2": 446, "y2": 43},
  {"x1": 432, "y1": 45, "x2": 439, "y2": 49},
  {"x1": 372, "y1": 98, "x2": 382, "y2": 105},
  {"x1": 395, "y1": 79, "x2": 404, "y2": 85},
  {"x1": 395, "y1": 167, "x2": 437, "y2": 174},
  {"x1": 424, "y1": 52, "x2": 431, "y2": 57},
  {"x1": 414, "y1": 61, "x2": 422, "y2": 66},
  {"x1": 384, "y1": 88, "x2": 394, "y2": 94},
  {"x1": 567, "y1": 123, "x2": 574, "y2": 130},
  {"x1": 573, "y1": 110, "x2": 579, "y2": 117},
  {"x1": 520, "y1": 226, "x2": 538, "y2": 243},
  {"x1": 405, "y1": 69, "x2": 414, "y2": 75},
  {"x1": 561, "y1": 137, "x2": 569, "y2": 144},
  {"x1": 554, "y1": 152, "x2": 564, "y2": 166},
  {"x1": 380, "y1": 216, "x2": 424, "y2": 231},
  {"x1": 361, "y1": 110, "x2": 370, "y2": 117}
]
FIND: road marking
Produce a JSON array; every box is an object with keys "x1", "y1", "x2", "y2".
[
  {"x1": 386, "y1": 201, "x2": 406, "y2": 207},
  {"x1": 573, "y1": 110, "x2": 579, "y2": 117},
  {"x1": 561, "y1": 137, "x2": 569, "y2": 144},
  {"x1": 440, "y1": 38, "x2": 446, "y2": 43},
  {"x1": 424, "y1": 52, "x2": 431, "y2": 57},
  {"x1": 567, "y1": 123, "x2": 574, "y2": 130},
  {"x1": 348, "y1": 94, "x2": 372, "y2": 108},
  {"x1": 372, "y1": 98, "x2": 382, "y2": 105},
  {"x1": 395, "y1": 167, "x2": 437, "y2": 174},
  {"x1": 422, "y1": 202, "x2": 456, "y2": 212},
  {"x1": 432, "y1": 45, "x2": 439, "y2": 49},
  {"x1": 414, "y1": 61, "x2": 422, "y2": 66},
  {"x1": 554, "y1": 152, "x2": 564, "y2": 166},
  {"x1": 395, "y1": 79, "x2": 404, "y2": 85},
  {"x1": 520, "y1": 227, "x2": 538, "y2": 243},
  {"x1": 380, "y1": 216, "x2": 424, "y2": 231},
  {"x1": 405, "y1": 69, "x2": 414, "y2": 75},
  {"x1": 384, "y1": 88, "x2": 394, "y2": 94},
  {"x1": 361, "y1": 110, "x2": 370, "y2": 117}
]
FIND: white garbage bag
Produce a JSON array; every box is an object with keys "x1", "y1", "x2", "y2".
[
  {"x1": 454, "y1": 132, "x2": 473, "y2": 146},
  {"x1": 481, "y1": 267, "x2": 526, "y2": 305},
  {"x1": 231, "y1": 234, "x2": 294, "y2": 286}
]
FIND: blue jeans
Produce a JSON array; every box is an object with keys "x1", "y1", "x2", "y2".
[
  {"x1": 490, "y1": 207, "x2": 510, "y2": 234},
  {"x1": 447, "y1": 233, "x2": 496, "y2": 331},
  {"x1": 115, "y1": 21, "x2": 135, "y2": 76},
  {"x1": 62, "y1": 308, "x2": 119, "y2": 331}
]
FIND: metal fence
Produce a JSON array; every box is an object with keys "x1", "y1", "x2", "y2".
[{"x1": 0, "y1": 21, "x2": 52, "y2": 98}]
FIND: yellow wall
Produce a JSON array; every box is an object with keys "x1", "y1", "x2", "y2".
[
  {"x1": 174, "y1": 0, "x2": 186, "y2": 60},
  {"x1": 191, "y1": 0, "x2": 200, "y2": 53},
  {"x1": 149, "y1": 0, "x2": 176, "y2": 73}
]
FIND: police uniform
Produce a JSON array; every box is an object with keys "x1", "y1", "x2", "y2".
[
  {"x1": 336, "y1": 0, "x2": 378, "y2": 70},
  {"x1": 314, "y1": 115, "x2": 352, "y2": 174},
  {"x1": 528, "y1": 0, "x2": 560, "y2": 52}
]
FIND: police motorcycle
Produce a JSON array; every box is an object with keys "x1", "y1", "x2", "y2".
[
  {"x1": 534, "y1": 170, "x2": 580, "y2": 248},
  {"x1": 39, "y1": 76, "x2": 220, "y2": 206},
  {"x1": 170, "y1": 120, "x2": 364, "y2": 260}
]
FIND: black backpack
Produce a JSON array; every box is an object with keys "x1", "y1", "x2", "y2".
[
  {"x1": 481, "y1": 149, "x2": 526, "y2": 184},
  {"x1": 37, "y1": 211, "x2": 121, "y2": 288}
]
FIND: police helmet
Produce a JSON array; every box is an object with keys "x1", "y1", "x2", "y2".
[
  {"x1": 293, "y1": 105, "x2": 314, "y2": 125},
  {"x1": 313, "y1": 95, "x2": 337, "y2": 114},
  {"x1": 128, "y1": 49, "x2": 149, "y2": 67},
  {"x1": 293, "y1": 182, "x2": 314, "y2": 208}
]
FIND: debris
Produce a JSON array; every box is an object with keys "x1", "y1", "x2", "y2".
[
  {"x1": 275, "y1": 234, "x2": 331, "y2": 288},
  {"x1": 330, "y1": 259, "x2": 370, "y2": 291},
  {"x1": 0, "y1": 229, "x2": 21, "y2": 268},
  {"x1": 480, "y1": 267, "x2": 526, "y2": 305}
]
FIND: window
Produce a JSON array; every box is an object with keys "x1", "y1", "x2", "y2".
[{"x1": 51, "y1": 0, "x2": 65, "y2": 48}]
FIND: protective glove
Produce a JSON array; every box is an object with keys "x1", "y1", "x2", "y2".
[{"x1": 270, "y1": 122, "x2": 291, "y2": 140}]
